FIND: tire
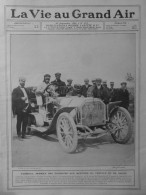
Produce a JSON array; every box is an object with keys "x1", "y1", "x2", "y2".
[
  {"x1": 109, "y1": 107, "x2": 132, "y2": 144},
  {"x1": 56, "y1": 112, "x2": 78, "y2": 153}
]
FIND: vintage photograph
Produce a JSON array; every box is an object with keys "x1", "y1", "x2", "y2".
[{"x1": 11, "y1": 33, "x2": 136, "y2": 167}]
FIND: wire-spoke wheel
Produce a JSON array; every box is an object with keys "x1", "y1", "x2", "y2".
[
  {"x1": 109, "y1": 107, "x2": 132, "y2": 144},
  {"x1": 56, "y1": 112, "x2": 78, "y2": 153}
]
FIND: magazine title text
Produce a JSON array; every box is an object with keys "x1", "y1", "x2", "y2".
[{"x1": 10, "y1": 9, "x2": 135, "y2": 19}]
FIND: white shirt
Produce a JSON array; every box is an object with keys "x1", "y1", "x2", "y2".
[
  {"x1": 85, "y1": 84, "x2": 89, "y2": 88},
  {"x1": 36, "y1": 82, "x2": 49, "y2": 95},
  {"x1": 20, "y1": 87, "x2": 28, "y2": 103},
  {"x1": 97, "y1": 85, "x2": 101, "y2": 89}
]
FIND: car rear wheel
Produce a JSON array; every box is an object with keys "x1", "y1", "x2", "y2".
[
  {"x1": 109, "y1": 107, "x2": 132, "y2": 144},
  {"x1": 56, "y1": 112, "x2": 78, "y2": 153}
]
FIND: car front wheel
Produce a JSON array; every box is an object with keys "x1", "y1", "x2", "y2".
[
  {"x1": 56, "y1": 112, "x2": 78, "y2": 153},
  {"x1": 109, "y1": 107, "x2": 132, "y2": 144}
]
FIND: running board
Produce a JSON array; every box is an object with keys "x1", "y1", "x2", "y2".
[{"x1": 28, "y1": 125, "x2": 49, "y2": 133}]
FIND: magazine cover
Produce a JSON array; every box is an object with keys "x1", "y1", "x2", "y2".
[{"x1": 0, "y1": 0, "x2": 146, "y2": 194}]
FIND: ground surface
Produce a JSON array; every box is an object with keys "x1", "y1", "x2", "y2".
[{"x1": 11, "y1": 117, "x2": 135, "y2": 167}]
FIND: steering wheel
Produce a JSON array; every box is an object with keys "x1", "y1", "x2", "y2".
[
  {"x1": 45, "y1": 84, "x2": 51, "y2": 94},
  {"x1": 45, "y1": 84, "x2": 58, "y2": 96}
]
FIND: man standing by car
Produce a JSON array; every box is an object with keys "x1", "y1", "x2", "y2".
[
  {"x1": 80, "y1": 78, "x2": 91, "y2": 97},
  {"x1": 12, "y1": 77, "x2": 30, "y2": 139},
  {"x1": 87, "y1": 78, "x2": 96, "y2": 97},
  {"x1": 109, "y1": 81, "x2": 117, "y2": 102},
  {"x1": 66, "y1": 78, "x2": 74, "y2": 96},
  {"x1": 118, "y1": 82, "x2": 130, "y2": 110},
  {"x1": 51, "y1": 72, "x2": 66, "y2": 97},
  {"x1": 90, "y1": 78, "x2": 109, "y2": 104}
]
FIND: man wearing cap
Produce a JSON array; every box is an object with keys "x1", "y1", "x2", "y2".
[
  {"x1": 66, "y1": 79, "x2": 74, "y2": 96},
  {"x1": 109, "y1": 82, "x2": 117, "y2": 102},
  {"x1": 102, "y1": 80, "x2": 110, "y2": 92},
  {"x1": 118, "y1": 82, "x2": 130, "y2": 110},
  {"x1": 87, "y1": 78, "x2": 96, "y2": 97},
  {"x1": 12, "y1": 77, "x2": 30, "y2": 139},
  {"x1": 80, "y1": 79, "x2": 91, "y2": 97},
  {"x1": 91, "y1": 78, "x2": 110, "y2": 104},
  {"x1": 51, "y1": 73, "x2": 66, "y2": 97}
]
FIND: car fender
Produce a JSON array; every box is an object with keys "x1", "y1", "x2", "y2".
[{"x1": 43, "y1": 107, "x2": 76, "y2": 135}]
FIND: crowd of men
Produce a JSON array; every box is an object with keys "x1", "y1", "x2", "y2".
[
  {"x1": 12, "y1": 72, "x2": 130, "y2": 140},
  {"x1": 34, "y1": 72, "x2": 129, "y2": 108}
]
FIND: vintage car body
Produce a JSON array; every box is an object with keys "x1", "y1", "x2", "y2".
[
  {"x1": 28, "y1": 95, "x2": 132, "y2": 153},
  {"x1": 58, "y1": 97, "x2": 106, "y2": 126}
]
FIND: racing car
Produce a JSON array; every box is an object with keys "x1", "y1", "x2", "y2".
[{"x1": 27, "y1": 86, "x2": 132, "y2": 153}]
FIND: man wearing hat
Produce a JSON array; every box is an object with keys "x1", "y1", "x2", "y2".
[
  {"x1": 80, "y1": 79, "x2": 91, "y2": 97},
  {"x1": 66, "y1": 79, "x2": 74, "y2": 96},
  {"x1": 51, "y1": 73, "x2": 66, "y2": 97},
  {"x1": 90, "y1": 78, "x2": 110, "y2": 104},
  {"x1": 102, "y1": 80, "x2": 107, "y2": 88},
  {"x1": 118, "y1": 82, "x2": 130, "y2": 110},
  {"x1": 12, "y1": 77, "x2": 30, "y2": 139},
  {"x1": 109, "y1": 81, "x2": 117, "y2": 102},
  {"x1": 87, "y1": 78, "x2": 96, "y2": 97},
  {"x1": 102, "y1": 80, "x2": 110, "y2": 92}
]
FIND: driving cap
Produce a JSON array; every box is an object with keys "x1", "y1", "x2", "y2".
[
  {"x1": 84, "y1": 78, "x2": 89, "y2": 82},
  {"x1": 67, "y1": 78, "x2": 73, "y2": 82},
  {"x1": 110, "y1": 81, "x2": 114, "y2": 84},
  {"x1": 121, "y1": 82, "x2": 127, "y2": 85},
  {"x1": 96, "y1": 78, "x2": 102, "y2": 82},
  {"x1": 55, "y1": 72, "x2": 61, "y2": 76},
  {"x1": 44, "y1": 74, "x2": 51, "y2": 78},
  {"x1": 102, "y1": 80, "x2": 107, "y2": 84},
  {"x1": 19, "y1": 76, "x2": 26, "y2": 82}
]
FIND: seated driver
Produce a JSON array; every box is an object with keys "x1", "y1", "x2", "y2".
[
  {"x1": 36, "y1": 74, "x2": 59, "y2": 119},
  {"x1": 36, "y1": 74, "x2": 51, "y2": 99}
]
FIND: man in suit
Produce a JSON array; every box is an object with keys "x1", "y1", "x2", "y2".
[
  {"x1": 81, "y1": 79, "x2": 91, "y2": 97},
  {"x1": 118, "y1": 82, "x2": 130, "y2": 110},
  {"x1": 12, "y1": 77, "x2": 30, "y2": 139},
  {"x1": 109, "y1": 81, "x2": 117, "y2": 102},
  {"x1": 66, "y1": 79, "x2": 74, "y2": 96},
  {"x1": 91, "y1": 78, "x2": 110, "y2": 104},
  {"x1": 87, "y1": 78, "x2": 96, "y2": 97},
  {"x1": 51, "y1": 73, "x2": 66, "y2": 97}
]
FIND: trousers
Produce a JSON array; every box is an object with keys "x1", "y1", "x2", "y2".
[{"x1": 16, "y1": 112, "x2": 28, "y2": 137}]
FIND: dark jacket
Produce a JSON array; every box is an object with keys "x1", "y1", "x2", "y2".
[
  {"x1": 109, "y1": 88, "x2": 118, "y2": 102},
  {"x1": 12, "y1": 86, "x2": 30, "y2": 114},
  {"x1": 92, "y1": 85, "x2": 110, "y2": 104},
  {"x1": 81, "y1": 84, "x2": 92, "y2": 97},
  {"x1": 51, "y1": 79, "x2": 66, "y2": 97},
  {"x1": 66, "y1": 85, "x2": 74, "y2": 95},
  {"x1": 72, "y1": 89, "x2": 81, "y2": 97},
  {"x1": 117, "y1": 88, "x2": 129, "y2": 109}
]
